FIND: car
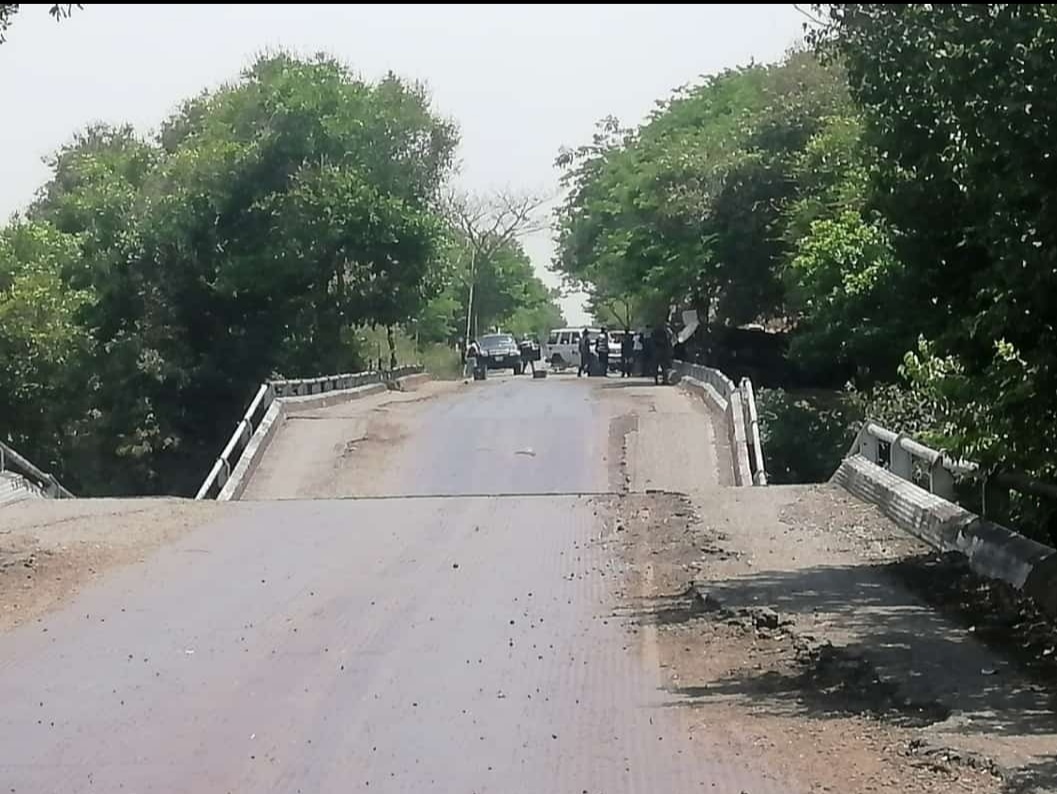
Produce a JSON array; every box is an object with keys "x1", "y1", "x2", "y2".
[
  {"x1": 477, "y1": 333, "x2": 523, "y2": 374},
  {"x1": 543, "y1": 327, "x2": 618, "y2": 372},
  {"x1": 544, "y1": 327, "x2": 594, "y2": 370}
]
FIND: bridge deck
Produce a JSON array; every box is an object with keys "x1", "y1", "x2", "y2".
[{"x1": 0, "y1": 373, "x2": 1052, "y2": 792}]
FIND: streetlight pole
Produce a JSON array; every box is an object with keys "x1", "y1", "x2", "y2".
[{"x1": 463, "y1": 247, "x2": 477, "y2": 346}]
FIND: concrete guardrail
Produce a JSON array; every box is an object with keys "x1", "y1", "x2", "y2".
[
  {"x1": 671, "y1": 360, "x2": 767, "y2": 487},
  {"x1": 835, "y1": 422, "x2": 1057, "y2": 615}
]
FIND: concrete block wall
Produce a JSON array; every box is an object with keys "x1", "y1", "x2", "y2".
[{"x1": 834, "y1": 454, "x2": 1057, "y2": 614}]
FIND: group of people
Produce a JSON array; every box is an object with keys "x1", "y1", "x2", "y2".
[{"x1": 577, "y1": 325, "x2": 672, "y2": 384}]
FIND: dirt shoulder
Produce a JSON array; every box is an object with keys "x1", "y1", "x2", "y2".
[
  {"x1": 1, "y1": 498, "x2": 233, "y2": 633},
  {"x1": 601, "y1": 485, "x2": 1057, "y2": 794}
]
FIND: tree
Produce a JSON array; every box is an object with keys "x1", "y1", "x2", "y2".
[
  {"x1": 0, "y1": 4, "x2": 79, "y2": 42},
  {"x1": 444, "y1": 188, "x2": 548, "y2": 343},
  {"x1": 585, "y1": 282, "x2": 667, "y2": 331},
  {"x1": 811, "y1": 4, "x2": 1057, "y2": 478},
  {"x1": 4, "y1": 52, "x2": 459, "y2": 495},
  {"x1": 0, "y1": 221, "x2": 91, "y2": 471},
  {"x1": 786, "y1": 210, "x2": 909, "y2": 381},
  {"x1": 554, "y1": 52, "x2": 853, "y2": 334},
  {"x1": 417, "y1": 234, "x2": 564, "y2": 345}
]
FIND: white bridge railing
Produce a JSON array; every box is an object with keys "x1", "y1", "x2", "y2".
[
  {"x1": 849, "y1": 421, "x2": 1057, "y2": 522},
  {"x1": 195, "y1": 366, "x2": 422, "y2": 500},
  {"x1": 0, "y1": 440, "x2": 74, "y2": 499},
  {"x1": 672, "y1": 361, "x2": 767, "y2": 486}
]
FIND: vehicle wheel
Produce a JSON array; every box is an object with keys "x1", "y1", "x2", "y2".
[{"x1": 550, "y1": 354, "x2": 563, "y2": 367}]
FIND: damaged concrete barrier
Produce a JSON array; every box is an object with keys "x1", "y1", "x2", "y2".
[{"x1": 833, "y1": 454, "x2": 1057, "y2": 615}]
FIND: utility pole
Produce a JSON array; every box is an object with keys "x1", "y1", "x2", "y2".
[{"x1": 464, "y1": 248, "x2": 477, "y2": 346}]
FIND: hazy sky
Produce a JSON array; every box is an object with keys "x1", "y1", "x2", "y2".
[{"x1": 0, "y1": 3, "x2": 805, "y2": 323}]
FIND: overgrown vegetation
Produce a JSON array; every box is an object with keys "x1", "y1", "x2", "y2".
[
  {"x1": 553, "y1": 5, "x2": 1057, "y2": 517},
  {"x1": 0, "y1": 53, "x2": 561, "y2": 495}
]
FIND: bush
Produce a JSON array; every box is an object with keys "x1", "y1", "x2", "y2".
[
  {"x1": 419, "y1": 343, "x2": 462, "y2": 380},
  {"x1": 845, "y1": 381, "x2": 939, "y2": 442},
  {"x1": 757, "y1": 388, "x2": 861, "y2": 484}
]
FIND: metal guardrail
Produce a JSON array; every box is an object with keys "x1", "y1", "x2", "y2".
[
  {"x1": 849, "y1": 421, "x2": 1057, "y2": 522},
  {"x1": 0, "y1": 440, "x2": 74, "y2": 499},
  {"x1": 672, "y1": 361, "x2": 767, "y2": 486},
  {"x1": 194, "y1": 366, "x2": 422, "y2": 500}
]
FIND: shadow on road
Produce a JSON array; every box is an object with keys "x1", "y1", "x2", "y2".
[{"x1": 1002, "y1": 755, "x2": 1057, "y2": 794}]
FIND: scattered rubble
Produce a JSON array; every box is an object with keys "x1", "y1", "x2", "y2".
[
  {"x1": 889, "y1": 551, "x2": 1057, "y2": 683},
  {"x1": 606, "y1": 490, "x2": 1008, "y2": 794}
]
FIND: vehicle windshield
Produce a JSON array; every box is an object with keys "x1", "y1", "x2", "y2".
[{"x1": 479, "y1": 334, "x2": 515, "y2": 350}]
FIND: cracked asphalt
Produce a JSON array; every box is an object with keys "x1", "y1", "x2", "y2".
[{"x1": 1, "y1": 376, "x2": 788, "y2": 793}]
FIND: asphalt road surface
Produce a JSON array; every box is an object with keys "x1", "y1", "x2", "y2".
[{"x1": 0, "y1": 376, "x2": 788, "y2": 793}]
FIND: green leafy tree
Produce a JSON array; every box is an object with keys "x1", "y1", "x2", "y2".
[
  {"x1": 419, "y1": 233, "x2": 563, "y2": 344},
  {"x1": 444, "y1": 188, "x2": 547, "y2": 342},
  {"x1": 554, "y1": 52, "x2": 853, "y2": 332},
  {"x1": 812, "y1": 4, "x2": 1057, "y2": 479},
  {"x1": 10, "y1": 52, "x2": 459, "y2": 495},
  {"x1": 786, "y1": 211, "x2": 910, "y2": 381},
  {"x1": 0, "y1": 222, "x2": 91, "y2": 471}
]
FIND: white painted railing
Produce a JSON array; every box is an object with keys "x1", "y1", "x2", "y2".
[
  {"x1": 849, "y1": 421, "x2": 1057, "y2": 522},
  {"x1": 195, "y1": 366, "x2": 422, "y2": 500},
  {"x1": 0, "y1": 440, "x2": 74, "y2": 499},
  {"x1": 672, "y1": 361, "x2": 767, "y2": 486}
]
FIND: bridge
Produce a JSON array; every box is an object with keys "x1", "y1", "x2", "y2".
[{"x1": 1, "y1": 365, "x2": 1055, "y2": 793}]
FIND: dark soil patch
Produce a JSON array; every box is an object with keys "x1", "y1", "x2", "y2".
[
  {"x1": 785, "y1": 642, "x2": 953, "y2": 728},
  {"x1": 889, "y1": 551, "x2": 1057, "y2": 684}
]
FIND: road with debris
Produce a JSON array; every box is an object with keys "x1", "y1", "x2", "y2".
[{"x1": 0, "y1": 375, "x2": 1053, "y2": 793}]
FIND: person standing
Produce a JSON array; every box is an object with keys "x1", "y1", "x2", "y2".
[
  {"x1": 577, "y1": 328, "x2": 592, "y2": 377},
  {"x1": 595, "y1": 327, "x2": 611, "y2": 376},
  {"x1": 465, "y1": 339, "x2": 481, "y2": 380},
  {"x1": 652, "y1": 324, "x2": 671, "y2": 385},
  {"x1": 620, "y1": 330, "x2": 634, "y2": 377},
  {"x1": 633, "y1": 331, "x2": 645, "y2": 376},
  {"x1": 519, "y1": 335, "x2": 534, "y2": 376}
]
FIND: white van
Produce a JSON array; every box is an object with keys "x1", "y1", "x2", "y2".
[{"x1": 544, "y1": 327, "x2": 616, "y2": 370}]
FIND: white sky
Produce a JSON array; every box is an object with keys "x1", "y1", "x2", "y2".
[{"x1": 0, "y1": 3, "x2": 805, "y2": 324}]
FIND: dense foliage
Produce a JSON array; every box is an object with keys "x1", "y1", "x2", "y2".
[
  {"x1": 554, "y1": 6, "x2": 1057, "y2": 507},
  {"x1": 1, "y1": 53, "x2": 559, "y2": 495}
]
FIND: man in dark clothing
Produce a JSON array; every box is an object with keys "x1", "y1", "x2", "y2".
[
  {"x1": 652, "y1": 324, "x2": 671, "y2": 385},
  {"x1": 595, "y1": 327, "x2": 611, "y2": 376},
  {"x1": 620, "y1": 330, "x2": 634, "y2": 377},
  {"x1": 577, "y1": 328, "x2": 592, "y2": 377},
  {"x1": 519, "y1": 336, "x2": 536, "y2": 375},
  {"x1": 642, "y1": 332, "x2": 655, "y2": 382}
]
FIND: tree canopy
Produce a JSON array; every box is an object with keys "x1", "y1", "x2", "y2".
[
  {"x1": 554, "y1": 5, "x2": 1057, "y2": 505},
  {"x1": 0, "y1": 53, "x2": 536, "y2": 495}
]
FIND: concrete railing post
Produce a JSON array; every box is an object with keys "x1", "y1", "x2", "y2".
[
  {"x1": 930, "y1": 457, "x2": 957, "y2": 501},
  {"x1": 739, "y1": 377, "x2": 767, "y2": 485},
  {"x1": 858, "y1": 430, "x2": 881, "y2": 465},
  {"x1": 727, "y1": 390, "x2": 753, "y2": 487},
  {"x1": 890, "y1": 434, "x2": 914, "y2": 481}
]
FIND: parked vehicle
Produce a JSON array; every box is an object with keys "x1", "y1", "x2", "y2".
[
  {"x1": 544, "y1": 327, "x2": 616, "y2": 371},
  {"x1": 478, "y1": 333, "x2": 523, "y2": 374}
]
